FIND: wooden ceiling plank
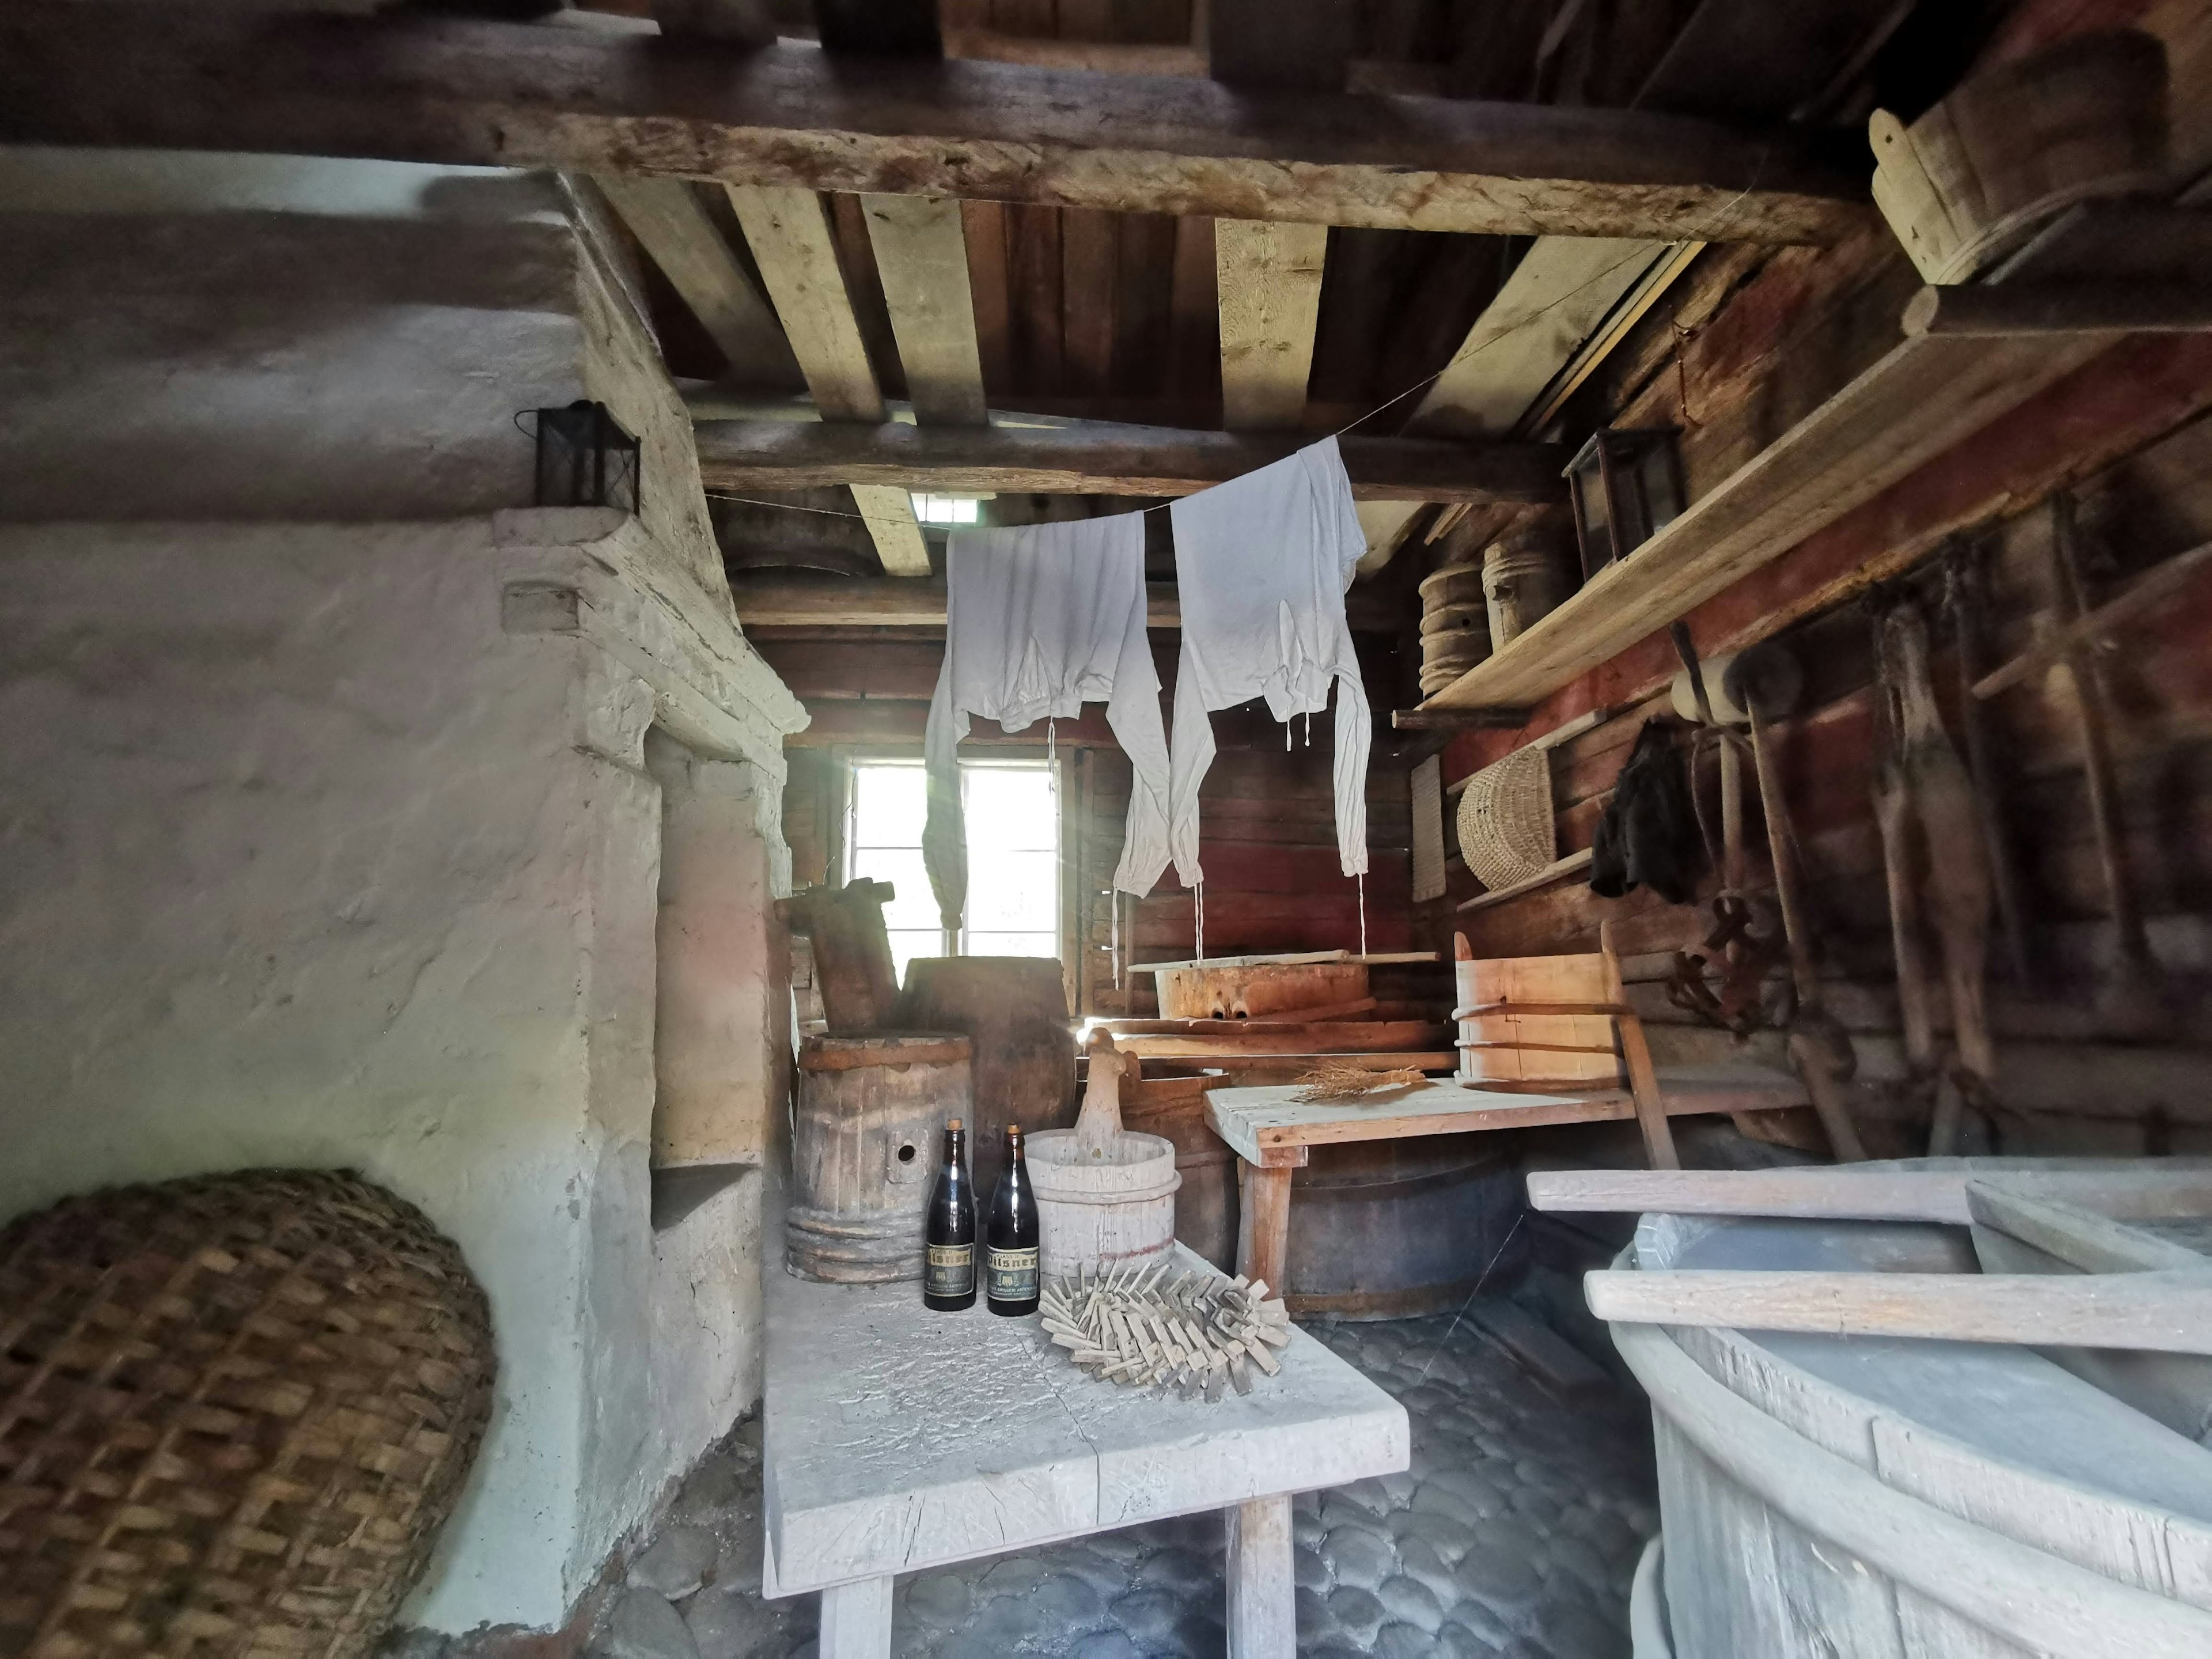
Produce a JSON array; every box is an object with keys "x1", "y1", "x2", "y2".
[
  {"x1": 0, "y1": 8, "x2": 1870, "y2": 246},
  {"x1": 1207, "y1": 0, "x2": 1354, "y2": 93},
  {"x1": 691, "y1": 417, "x2": 1564, "y2": 502},
  {"x1": 1407, "y1": 0, "x2": 1914, "y2": 445},
  {"x1": 861, "y1": 194, "x2": 990, "y2": 425},
  {"x1": 1408, "y1": 237, "x2": 1667, "y2": 437},
  {"x1": 1062, "y1": 207, "x2": 1121, "y2": 396},
  {"x1": 591, "y1": 175, "x2": 801, "y2": 387},
  {"x1": 1168, "y1": 214, "x2": 1221, "y2": 403},
  {"x1": 726, "y1": 183, "x2": 937, "y2": 576},
  {"x1": 727, "y1": 184, "x2": 887, "y2": 422},
  {"x1": 1217, "y1": 218, "x2": 1329, "y2": 431},
  {"x1": 848, "y1": 483, "x2": 935, "y2": 575},
  {"x1": 960, "y1": 199, "x2": 1014, "y2": 395}
]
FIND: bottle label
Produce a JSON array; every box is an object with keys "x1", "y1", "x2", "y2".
[
  {"x1": 925, "y1": 1243, "x2": 974, "y2": 1298},
  {"x1": 987, "y1": 1245, "x2": 1040, "y2": 1304}
]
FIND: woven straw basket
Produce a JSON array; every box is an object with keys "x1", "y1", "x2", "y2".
[
  {"x1": 0, "y1": 1170, "x2": 495, "y2": 1659},
  {"x1": 1456, "y1": 747, "x2": 1556, "y2": 891}
]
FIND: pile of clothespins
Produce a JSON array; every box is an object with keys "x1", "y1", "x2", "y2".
[{"x1": 1038, "y1": 1263, "x2": 1293, "y2": 1401}]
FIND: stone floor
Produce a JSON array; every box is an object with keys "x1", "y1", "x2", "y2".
[{"x1": 584, "y1": 1293, "x2": 1658, "y2": 1659}]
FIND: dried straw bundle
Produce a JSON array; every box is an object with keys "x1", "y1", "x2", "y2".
[
  {"x1": 1038, "y1": 1263, "x2": 1292, "y2": 1402},
  {"x1": 1292, "y1": 1063, "x2": 1428, "y2": 1103}
]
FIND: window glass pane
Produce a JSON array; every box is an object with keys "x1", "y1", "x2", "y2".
[
  {"x1": 849, "y1": 847, "x2": 938, "y2": 933},
  {"x1": 885, "y1": 930, "x2": 942, "y2": 988},
  {"x1": 851, "y1": 763, "x2": 926, "y2": 847},
  {"x1": 964, "y1": 766, "x2": 1057, "y2": 852},
  {"x1": 967, "y1": 849, "x2": 1055, "y2": 929},
  {"x1": 964, "y1": 931, "x2": 1059, "y2": 961}
]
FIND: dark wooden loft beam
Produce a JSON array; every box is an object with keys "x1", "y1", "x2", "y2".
[
  {"x1": 694, "y1": 419, "x2": 1565, "y2": 503},
  {"x1": 730, "y1": 575, "x2": 1402, "y2": 631},
  {"x1": 0, "y1": 5, "x2": 1870, "y2": 245}
]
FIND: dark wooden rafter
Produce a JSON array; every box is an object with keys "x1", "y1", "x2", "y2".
[
  {"x1": 691, "y1": 418, "x2": 1565, "y2": 503},
  {"x1": 0, "y1": 5, "x2": 1871, "y2": 246}
]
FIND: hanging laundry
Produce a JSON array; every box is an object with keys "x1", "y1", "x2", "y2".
[
  {"x1": 922, "y1": 512, "x2": 1172, "y2": 933},
  {"x1": 1160, "y1": 436, "x2": 1370, "y2": 891}
]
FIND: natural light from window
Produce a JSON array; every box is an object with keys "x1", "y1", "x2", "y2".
[
  {"x1": 910, "y1": 493, "x2": 982, "y2": 525},
  {"x1": 847, "y1": 759, "x2": 1058, "y2": 986}
]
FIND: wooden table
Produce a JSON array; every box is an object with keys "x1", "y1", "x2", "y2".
[
  {"x1": 762, "y1": 1244, "x2": 1408, "y2": 1656},
  {"x1": 1206, "y1": 1071, "x2": 1809, "y2": 1291}
]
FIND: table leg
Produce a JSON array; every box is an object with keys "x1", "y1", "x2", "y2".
[
  {"x1": 1236, "y1": 1160, "x2": 1292, "y2": 1293},
  {"x1": 1225, "y1": 1493, "x2": 1296, "y2": 1655},
  {"x1": 819, "y1": 1575, "x2": 893, "y2": 1657}
]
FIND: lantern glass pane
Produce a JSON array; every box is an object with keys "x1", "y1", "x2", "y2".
[
  {"x1": 1637, "y1": 439, "x2": 1683, "y2": 534},
  {"x1": 1571, "y1": 458, "x2": 1612, "y2": 573}
]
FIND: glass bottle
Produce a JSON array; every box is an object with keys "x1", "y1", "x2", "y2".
[
  {"x1": 985, "y1": 1123, "x2": 1040, "y2": 1316},
  {"x1": 923, "y1": 1118, "x2": 976, "y2": 1312}
]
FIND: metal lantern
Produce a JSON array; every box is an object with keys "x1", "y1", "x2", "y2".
[
  {"x1": 531, "y1": 400, "x2": 642, "y2": 514},
  {"x1": 1565, "y1": 427, "x2": 1684, "y2": 581}
]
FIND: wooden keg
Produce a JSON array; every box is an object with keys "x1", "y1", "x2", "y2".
[
  {"x1": 786, "y1": 1032, "x2": 971, "y2": 1284},
  {"x1": 898, "y1": 957, "x2": 1076, "y2": 1198}
]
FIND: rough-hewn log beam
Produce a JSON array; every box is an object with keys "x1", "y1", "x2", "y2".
[
  {"x1": 731, "y1": 575, "x2": 1399, "y2": 630},
  {"x1": 694, "y1": 419, "x2": 1563, "y2": 502},
  {"x1": 0, "y1": 6, "x2": 1869, "y2": 245}
]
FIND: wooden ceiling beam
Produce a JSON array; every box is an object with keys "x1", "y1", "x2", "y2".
[
  {"x1": 860, "y1": 194, "x2": 990, "y2": 425},
  {"x1": 0, "y1": 6, "x2": 1870, "y2": 246},
  {"x1": 730, "y1": 575, "x2": 1400, "y2": 631},
  {"x1": 1216, "y1": 219, "x2": 1329, "y2": 431},
  {"x1": 590, "y1": 175, "x2": 802, "y2": 388},
  {"x1": 691, "y1": 418, "x2": 1566, "y2": 502},
  {"x1": 725, "y1": 184, "x2": 931, "y2": 576}
]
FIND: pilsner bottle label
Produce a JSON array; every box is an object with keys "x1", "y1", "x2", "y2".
[
  {"x1": 925, "y1": 1242, "x2": 974, "y2": 1299},
  {"x1": 987, "y1": 1245, "x2": 1039, "y2": 1302}
]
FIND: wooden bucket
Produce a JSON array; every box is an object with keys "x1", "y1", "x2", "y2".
[
  {"x1": 1153, "y1": 960, "x2": 1369, "y2": 1021},
  {"x1": 1871, "y1": 30, "x2": 2168, "y2": 283},
  {"x1": 1455, "y1": 949, "x2": 1623, "y2": 1088},
  {"x1": 898, "y1": 957, "x2": 1075, "y2": 1197},
  {"x1": 1026, "y1": 1128, "x2": 1181, "y2": 1279},
  {"x1": 786, "y1": 1032, "x2": 971, "y2": 1284}
]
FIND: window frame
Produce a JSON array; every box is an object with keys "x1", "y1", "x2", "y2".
[{"x1": 839, "y1": 749, "x2": 1063, "y2": 976}]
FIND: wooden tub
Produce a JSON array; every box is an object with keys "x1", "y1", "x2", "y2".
[{"x1": 1617, "y1": 1198, "x2": 2212, "y2": 1657}]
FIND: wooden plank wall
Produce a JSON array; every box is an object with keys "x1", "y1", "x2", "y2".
[{"x1": 1418, "y1": 217, "x2": 2212, "y2": 1155}]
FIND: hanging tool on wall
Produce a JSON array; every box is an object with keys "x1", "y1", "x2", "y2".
[
  {"x1": 1664, "y1": 624, "x2": 1789, "y2": 1036},
  {"x1": 1944, "y1": 541, "x2": 2039, "y2": 993},
  {"x1": 1880, "y1": 597, "x2": 1998, "y2": 1155},
  {"x1": 1728, "y1": 644, "x2": 1870, "y2": 1164},
  {"x1": 2050, "y1": 490, "x2": 2169, "y2": 1029}
]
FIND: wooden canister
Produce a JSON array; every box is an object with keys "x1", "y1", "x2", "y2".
[
  {"x1": 897, "y1": 957, "x2": 1076, "y2": 1198},
  {"x1": 1122, "y1": 1070, "x2": 1236, "y2": 1270},
  {"x1": 785, "y1": 1032, "x2": 971, "y2": 1284}
]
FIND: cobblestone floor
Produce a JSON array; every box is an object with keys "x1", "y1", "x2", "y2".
[{"x1": 583, "y1": 1296, "x2": 1657, "y2": 1659}]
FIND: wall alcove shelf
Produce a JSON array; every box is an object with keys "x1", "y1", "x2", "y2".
[{"x1": 1419, "y1": 206, "x2": 2212, "y2": 717}]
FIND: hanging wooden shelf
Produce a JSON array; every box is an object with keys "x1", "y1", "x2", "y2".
[{"x1": 1419, "y1": 316, "x2": 2112, "y2": 712}]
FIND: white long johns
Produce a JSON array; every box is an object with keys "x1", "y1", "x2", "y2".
[
  {"x1": 1163, "y1": 436, "x2": 1370, "y2": 889},
  {"x1": 922, "y1": 513, "x2": 1173, "y2": 926}
]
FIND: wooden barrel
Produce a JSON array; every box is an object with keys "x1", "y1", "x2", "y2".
[
  {"x1": 898, "y1": 957, "x2": 1075, "y2": 1198},
  {"x1": 1123, "y1": 1071, "x2": 1236, "y2": 1270},
  {"x1": 1285, "y1": 1136, "x2": 1525, "y2": 1319},
  {"x1": 785, "y1": 1032, "x2": 971, "y2": 1284}
]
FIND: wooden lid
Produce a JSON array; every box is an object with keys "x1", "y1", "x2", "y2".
[{"x1": 798, "y1": 1032, "x2": 972, "y2": 1071}]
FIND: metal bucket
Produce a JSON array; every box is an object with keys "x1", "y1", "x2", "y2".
[
  {"x1": 785, "y1": 1032, "x2": 970, "y2": 1284},
  {"x1": 1283, "y1": 1134, "x2": 1525, "y2": 1319}
]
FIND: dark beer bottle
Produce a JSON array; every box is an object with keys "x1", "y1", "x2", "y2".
[
  {"x1": 923, "y1": 1118, "x2": 976, "y2": 1312},
  {"x1": 985, "y1": 1123, "x2": 1040, "y2": 1316}
]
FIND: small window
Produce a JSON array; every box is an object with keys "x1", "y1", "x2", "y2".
[
  {"x1": 846, "y1": 757, "x2": 1059, "y2": 985},
  {"x1": 911, "y1": 493, "x2": 982, "y2": 525}
]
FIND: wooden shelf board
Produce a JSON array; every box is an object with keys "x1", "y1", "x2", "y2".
[{"x1": 1421, "y1": 326, "x2": 2111, "y2": 711}]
